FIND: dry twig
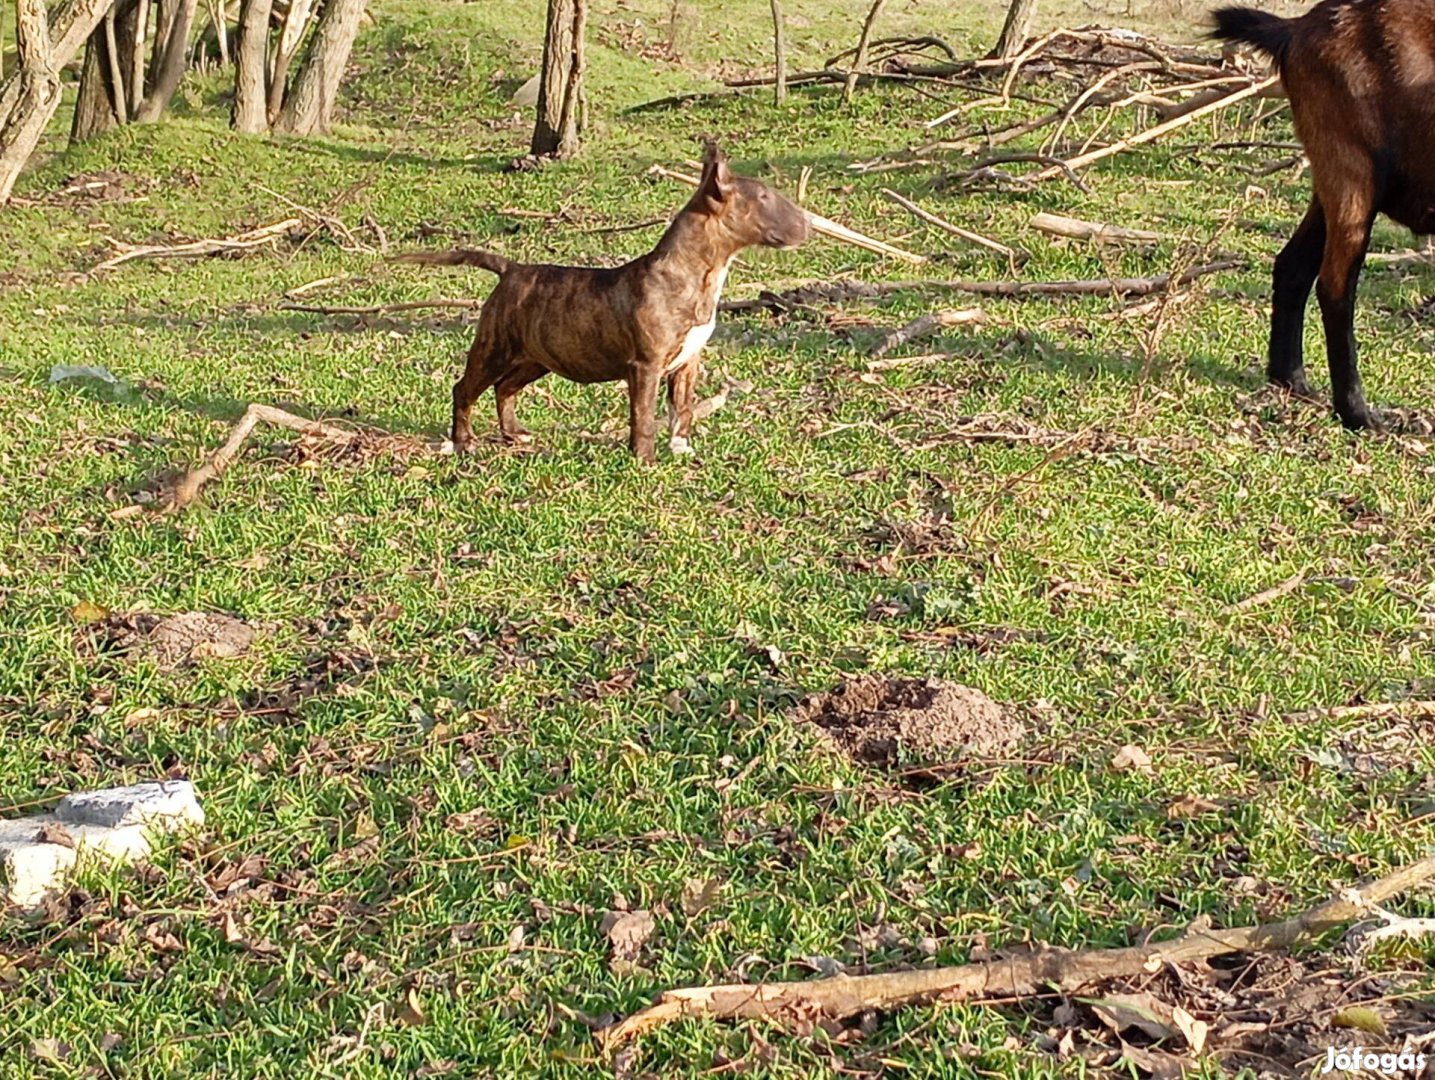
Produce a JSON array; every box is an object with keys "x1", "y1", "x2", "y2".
[
  {"x1": 91, "y1": 219, "x2": 302, "y2": 273},
  {"x1": 601, "y1": 855, "x2": 1435, "y2": 1047},
  {"x1": 880, "y1": 188, "x2": 1016, "y2": 259},
  {"x1": 868, "y1": 308, "x2": 984, "y2": 358},
  {"x1": 168, "y1": 405, "x2": 360, "y2": 509}
]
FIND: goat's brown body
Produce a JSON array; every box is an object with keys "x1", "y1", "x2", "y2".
[
  {"x1": 396, "y1": 144, "x2": 807, "y2": 462},
  {"x1": 1214, "y1": 0, "x2": 1435, "y2": 428}
]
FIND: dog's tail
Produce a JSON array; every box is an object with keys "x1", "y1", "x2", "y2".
[
  {"x1": 391, "y1": 248, "x2": 513, "y2": 275},
  {"x1": 1210, "y1": 7, "x2": 1295, "y2": 65}
]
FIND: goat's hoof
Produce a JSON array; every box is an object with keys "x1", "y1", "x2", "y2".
[
  {"x1": 668, "y1": 435, "x2": 694, "y2": 455},
  {"x1": 1274, "y1": 372, "x2": 1318, "y2": 401},
  {"x1": 1338, "y1": 407, "x2": 1384, "y2": 433}
]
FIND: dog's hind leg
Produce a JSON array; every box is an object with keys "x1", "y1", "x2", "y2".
[
  {"x1": 666, "y1": 360, "x2": 700, "y2": 455},
  {"x1": 451, "y1": 335, "x2": 512, "y2": 451},
  {"x1": 494, "y1": 362, "x2": 548, "y2": 444}
]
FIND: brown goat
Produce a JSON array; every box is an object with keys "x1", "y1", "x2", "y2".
[{"x1": 1213, "y1": 0, "x2": 1435, "y2": 429}]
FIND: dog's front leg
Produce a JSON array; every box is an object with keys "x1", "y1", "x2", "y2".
[
  {"x1": 627, "y1": 364, "x2": 661, "y2": 463},
  {"x1": 666, "y1": 360, "x2": 700, "y2": 455}
]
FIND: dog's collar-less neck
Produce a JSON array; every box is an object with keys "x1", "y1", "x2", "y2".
[{"x1": 650, "y1": 208, "x2": 741, "y2": 275}]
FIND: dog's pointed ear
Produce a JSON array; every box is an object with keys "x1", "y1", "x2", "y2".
[{"x1": 698, "y1": 139, "x2": 733, "y2": 204}]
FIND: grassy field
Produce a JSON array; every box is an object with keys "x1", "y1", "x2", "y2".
[{"x1": 2, "y1": 0, "x2": 1434, "y2": 1076}]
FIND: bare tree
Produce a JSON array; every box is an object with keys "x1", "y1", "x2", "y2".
[
  {"x1": 991, "y1": 0, "x2": 1037, "y2": 59},
  {"x1": 273, "y1": 0, "x2": 364, "y2": 135},
  {"x1": 769, "y1": 0, "x2": 786, "y2": 105},
  {"x1": 842, "y1": 0, "x2": 887, "y2": 104},
  {"x1": 266, "y1": 0, "x2": 315, "y2": 124},
  {"x1": 1, "y1": 0, "x2": 113, "y2": 202},
  {"x1": 230, "y1": 0, "x2": 270, "y2": 132},
  {"x1": 71, "y1": 0, "x2": 137, "y2": 141},
  {"x1": 531, "y1": 0, "x2": 585, "y2": 158},
  {"x1": 136, "y1": 0, "x2": 198, "y2": 121}
]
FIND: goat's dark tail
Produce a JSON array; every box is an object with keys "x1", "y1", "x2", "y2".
[
  {"x1": 391, "y1": 248, "x2": 513, "y2": 275},
  {"x1": 1210, "y1": 6, "x2": 1295, "y2": 64}
]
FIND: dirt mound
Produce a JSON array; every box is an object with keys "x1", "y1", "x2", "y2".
[
  {"x1": 794, "y1": 675, "x2": 1023, "y2": 768},
  {"x1": 85, "y1": 611, "x2": 256, "y2": 669}
]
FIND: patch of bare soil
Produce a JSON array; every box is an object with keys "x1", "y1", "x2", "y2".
[
  {"x1": 793, "y1": 675, "x2": 1023, "y2": 768},
  {"x1": 88, "y1": 611, "x2": 255, "y2": 669}
]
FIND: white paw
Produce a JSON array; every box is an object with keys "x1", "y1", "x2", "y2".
[{"x1": 669, "y1": 436, "x2": 694, "y2": 455}]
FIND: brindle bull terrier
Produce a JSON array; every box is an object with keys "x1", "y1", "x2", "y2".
[{"x1": 396, "y1": 141, "x2": 809, "y2": 462}]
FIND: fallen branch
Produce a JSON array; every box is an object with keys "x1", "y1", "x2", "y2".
[
  {"x1": 600, "y1": 853, "x2": 1435, "y2": 1047},
  {"x1": 1029, "y1": 75, "x2": 1280, "y2": 181},
  {"x1": 1030, "y1": 211, "x2": 1164, "y2": 246},
  {"x1": 880, "y1": 189, "x2": 1016, "y2": 260},
  {"x1": 1224, "y1": 570, "x2": 1306, "y2": 614},
  {"x1": 865, "y1": 351, "x2": 953, "y2": 372},
  {"x1": 1284, "y1": 700, "x2": 1435, "y2": 724},
  {"x1": 91, "y1": 218, "x2": 302, "y2": 273},
  {"x1": 720, "y1": 259, "x2": 1239, "y2": 313},
  {"x1": 280, "y1": 298, "x2": 483, "y2": 316},
  {"x1": 167, "y1": 404, "x2": 361, "y2": 509},
  {"x1": 648, "y1": 164, "x2": 925, "y2": 265},
  {"x1": 868, "y1": 307, "x2": 984, "y2": 358}
]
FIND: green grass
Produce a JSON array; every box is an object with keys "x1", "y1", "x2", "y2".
[{"x1": 2, "y1": 0, "x2": 1434, "y2": 1076}]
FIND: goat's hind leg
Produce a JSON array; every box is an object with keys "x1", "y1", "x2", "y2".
[
  {"x1": 1316, "y1": 193, "x2": 1379, "y2": 430},
  {"x1": 1269, "y1": 197, "x2": 1326, "y2": 399}
]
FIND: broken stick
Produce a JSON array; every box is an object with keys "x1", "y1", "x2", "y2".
[
  {"x1": 880, "y1": 189, "x2": 1016, "y2": 260},
  {"x1": 1030, "y1": 212, "x2": 1164, "y2": 246},
  {"x1": 600, "y1": 853, "x2": 1435, "y2": 1047},
  {"x1": 720, "y1": 259, "x2": 1239, "y2": 313},
  {"x1": 647, "y1": 165, "x2": 926, "y2": 265},
  {"x1": 280, "y1": 299, "x2": 484, "y2": 316},
  {"x1": 1028, "y1": 75, "x2": 1281, "y2": 182},
  {"x1": 168, "y1": 404, "x2": 360, "y2": 509},
  {"x1": 868, "y1": 308, "x2": 984, "y2": 358},
  {"x1": 91, "y1": 219, "x2": 303, "y2": 273}
]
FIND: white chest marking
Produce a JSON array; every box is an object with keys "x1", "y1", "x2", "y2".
[{"x1": 664, "y1": 257, "x2": 733, "y2": 376}]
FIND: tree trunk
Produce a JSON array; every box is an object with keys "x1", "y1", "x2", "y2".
[
  {"x1": 0, "y1": 0, "x2": 113, "y2": 132},
  {"x1": 128, "y1": 0, "x2": 147, "y2": 113},
  {"x1": 531, "y1": 0, "x2": 584, "y2": 158},
  {"x1": 990, "y1": 0, "x2": 1037, "y2": 60},
  {"x1": 135, "y1": 0, "x2": 197, "y2": 121},
  {"x1": 71, "y1": 0, "x2": 138, "y2": 141},
  {"x1": 0, "y1": 0, "x2": 59, "y2": 202},
  {"x1": 841, "y1": 0, "x2": 887, "y2": 104},
  {"x1": 769, "y1": 0, "x2": 785, "y2": 105},
  {"x1": 230, "y1": 0, "x2": 270, "y2": 131},
  {"x1": 272, "y1": 0, "x2": 364, "y2": 135},
  {"x1": 265, "y1": 0, "x2": 314, "y2": 124}
]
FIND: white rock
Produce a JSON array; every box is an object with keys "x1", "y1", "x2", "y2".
[
  {"x1": 1, "y1": 781, "x2": 203, "y2": 909},
  {"x1": 57, "y1": 780, "x2": 204, "y2": 829}
]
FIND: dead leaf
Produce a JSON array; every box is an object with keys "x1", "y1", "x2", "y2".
[
  {"x1": 602, "y1": 909, "x2": 655, "y2": 963},
  {"x1": 33, "y1": 822, "x2": 75, "y2": 848},
  {"x1": 444, "y1": 806, "x2": 496, "y2": 835},
  {"x1": 506, "y1": 925, "x2": 526, "y2": 953},
  {"x1": 680, "y1": 877, "x2": 721, "y2": 917},
  {"x1": 1119, "y1": 1040, "x2": 1190, "y2": 1080},
  {"x1": 1087, "y1": 992, "x2": 1177, "y2": 1041},
  {"x1": 1111, "y1": 743, "x2": 1155, "y2": 776},
  {"x1": 1332, "y1": 1005, "x2": 1387, "y2": 1036},
  {"x1": 1170, "y1": 1005, "x2": 1208, "y2": 1053},
  {"x1": 325, "y1": 835, "x2": 379, "y2": 869},
  {"x1": 222, "y1": 911, "x2": 244, "y2": 945},
  {"x1": 30, "y1": 1038, "x2": 69, "y2": 1063},
  {"x1": 70, "y1": 600, "x2": 109, "y2": 625},
  {"x1": 142, "y1": 922, "x2": 184, "y2": 954},
  {"x1": 395, "y1": 986, "x2": 427, "y2": 1026},
  {"x1": 1166, "y1": 794, "x2": 1221, "y2": 819},
  {"x1": 0, "y1": 956, "x2": 20, "y2": 986}
]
